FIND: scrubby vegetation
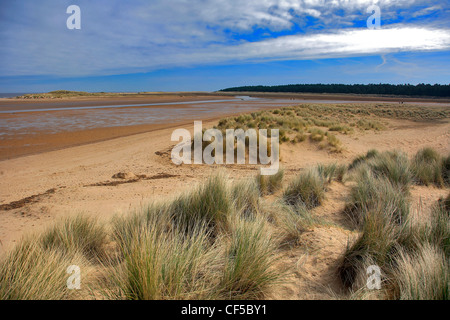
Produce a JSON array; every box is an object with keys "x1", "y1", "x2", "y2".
[
  {"x1": 17, "y1": 91, "x2": 99, "y2": 99},
  {"x1": 256, "y1": 168, "x2": 284, "y2": 196},
  {"x1": 1, "y1": 146, "x2": 448, "y2": 300},
  {"x1": 186, "y1": 103, "x2": 449, "y2": 164},
  {"x1": 214, "y1": 104, "x2": 392, "y2": 154},
  {"x1": 283, "y1": 168, "x2": 327, "y2": 209},
  {"x1": 339, "y1": 148, "x2": 449, "y2": 299},
  {"x1": 16, "y1": 90, "x2": 151, "y2": 99},
  {"x1": 411, "y1": 148, "x2": 445, "y2": 187}
]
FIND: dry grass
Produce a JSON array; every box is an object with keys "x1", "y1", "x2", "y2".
[
  {"x1": 338, "y1": 149, "x2": 449, "y2": 299},
  {"x1": 40, "y1": 214, "x2": 107, "y2": 262},
  {"x1": 106, "y1": 173, "x2": 282, "y2": 300},
  {"x1": 221, "y1": 217, "x2": 281, "y2": 299},
  {"x1": 1, "y1": 144, "x2": 448, "y2": 300},
  {"x1": 0, "y1": 237, "x2": 90, "y2": 300},
  {"x1": 392, "y1": 243, "x2": 448, "y2": 300},
  {"x1": 283, "y1": 168, "x2": 326, "y2": 209},
  {"x1": 411, "y1": 148, "x2": 445, "y2": 187},
  {"x1": 256, "y1": 168, "x2": 284, "y2": 196}
]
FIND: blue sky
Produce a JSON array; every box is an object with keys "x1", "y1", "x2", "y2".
[{"x1": 0, "y1": 0, "x2": 449, "y2": 93}]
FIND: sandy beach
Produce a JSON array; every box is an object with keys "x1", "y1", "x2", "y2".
[
  {"x1": 0, "y1": 94, "x2": 449, "y2": 299},
  {"x1": 2, "y1": 93, "x2": 448, "y2": 160},
  {"x1": 2, "y1": 0, "x2": 449, "y2": 303},
  {"x1": 0, "y1": 97, "x2": 449, "y2": 252}
]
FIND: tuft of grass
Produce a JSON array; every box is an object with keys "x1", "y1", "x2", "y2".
[
  {"x1": 335, "y1": 164, "x2": 348, "y2": 182},
  {"x1": 329, "y1": 124, "x2": 354, "y2": 134},
  {"x1": 309, "y1": 128, "x2": 325, "y2": 142},
  {"x1": 345, "y1": 169, "x2": 410, "y2": 227},
  {"x1": 349, "y1": 149, "x2": 379, "y2": 170},
  {"x1": 170, "y1": 173, "x2": 231, "y2": 235},
  {"x1": 291, "y1": 132, "x2": 307, "y2": 144},
  {"x1": 340, "y1": 180, "x2": 448, "y2": 296},
  {"x1": 366, "y1": 151, "x2": 412, "y2": 191},
  {"x1": 110, "y1": 222, "x2": 218, "y2": 300},
  {"x1": 220, "y1": 218, "x2": 280, "y2": 299},
  {"x1": 392, "y1": 243, "x2": 449, "y2": 300},
  {"x1": 231, "y1": 179, "x2": 260, "y2": 218},
  {"x1": 325, "y1": 132, "x2": 343, "y2": 152},
  {"x1": 0, "y1": 240, "x2": 88, "y2": 300},
  {"x1": 256, "y1": 168, "x2": 284, "y2": 196},
  {"x1": 442, "y1": 193, "x2": 450, "y2": 213},
  {"x1": 40, "y1": 215, "x2": 107, "y2": 262},
  {"x1": 317, "y1": 163, "x2": 347, "y2": 183},
  {"x1": 442, "y1": 153, "x2": 450, "y2": 186},
  {"x1": 411, "y1": 148, "x2": 444, "y2": 187},
  {"x1": 283, "y1": 169, "x2": 326, "y2": 209},
  {"x1": 426, "y1": 198, "x2": 450, "y2": 257},
  {"x1": 356, "y1": 119, "x2": 385, "y2": 131},
  {"x1": 112, "y1": 203, "x2": 171, "y2": 256},
  {"x1": 338, "y1": 206, "x2": 397, "y2": 288},
  {"x1": 273, "y1": 202, "x2": 321, "y2": 247}
]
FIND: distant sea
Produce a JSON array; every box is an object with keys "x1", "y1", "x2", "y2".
[{"x1": 0, "y1": 93, "x2": 28, "y2": 98}]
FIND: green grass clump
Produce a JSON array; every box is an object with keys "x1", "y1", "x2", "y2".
[
  {"x1": 291, "y1": 132, "x2": 307, "y2": 143},
  {"x1": 329, "y1": 124, "x2": 354, "y2": 134},
  {"x1": 426, "y1": 197, "x2": 450, "y2": 257},
  {"x1": 0, "y1": 240, "x2": 87, "y2": 300},
  {"x1": 411, "y1": 148, "x2": 444, "y2": 187},
  {"x1": 221, "y1": 218, "x2": 279, "y2": 299},
  {"x1": 392, "y1": 243, "x2": 449, "y2": 300},
  {"x1": 317, "y1": 163, "x2": 347, "y2": 183},
  {"x1": 112, "y1": 203, "x2": 171, "y2": 255},
  {"x1": 273, "y1": 202, "x2": 321, "y2": 247},
  {"x1": 40, "y1": 215, "x2": 107, "y2": 262},
  {"x1": 325, "y1": 132, "x2": 343, "y2": 152},
  {"x1": 170, "y1": 173, "x2": 231, "y2": 235},
  {"x1": 309, "y1": 128, "x2": 325, "y2": 142},
  {"x1": 340, "y1": 169, "x2": 448, "y2": 297},
  {"x1": 366, "y1": 151, "x2": 412, "y2": 191},
  {"x1": 442, "y1": 154, "x2": 450, "y2": 186},
  {"x1": 356, "y1": 119, "x2": 385, "y2": 131},
  {"x1": 348, "y1": 149, "x2": 379, "y2": 170},
  {"x1": 256, "y1": 169, "x2": 284, "y2": 196},
  {"x1": 345, "y1": 169, "x2": 410, "y2": 227},
  {"x1": 111, "y1": 222, "x2": 217, "y2": 300},
  {"x1": 231, "y1": 179, "x2": 260, "y2": 218},
  {"x1": 339, "y1": 207, "x2": 399, "y2": 289},
  {"x1": 283, "y1": 169, "x2": 326, "y2": 209}
]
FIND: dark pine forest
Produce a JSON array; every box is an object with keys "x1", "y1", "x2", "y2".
[{"x1": 219, "y1": 84, "x2": 450, "y2": 97}]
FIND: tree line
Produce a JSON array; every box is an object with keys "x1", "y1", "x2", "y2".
[{"x1": 219, "y1": 84, "x2": 450, "y2": 97}]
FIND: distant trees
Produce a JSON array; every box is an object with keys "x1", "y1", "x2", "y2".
[{"x1": 219, "y1": 84, "x2": 450, "y2": 97}]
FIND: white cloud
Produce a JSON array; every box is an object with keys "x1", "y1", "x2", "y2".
[
  {"x1": 412, "y1": 5, "x2": 442, "y2": 18},
  {"x1": 0, "y1": 0, "x2": 448, "y2": 77},
  {"x1": 185, "y1": 26, "x2": 450, "y2": 64}
]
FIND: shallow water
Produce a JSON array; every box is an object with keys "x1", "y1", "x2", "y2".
[
  {"x1": 0, "y1": 97, "x2": 416, "y2": 138},
  {"x1": 0, "y1": 97, "x2": 260, "y2": 114},
  {"x1": 0, "y1": 97, "x2": 294, "y2": 137}
]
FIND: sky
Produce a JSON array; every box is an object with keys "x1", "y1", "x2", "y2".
[{"x1": 0, "y1": 0, "x2": 449, "y2": 93}]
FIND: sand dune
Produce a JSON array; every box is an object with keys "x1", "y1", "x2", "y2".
[{"x1": 0, "y1": 100, "x2": 449, "y2": 299}]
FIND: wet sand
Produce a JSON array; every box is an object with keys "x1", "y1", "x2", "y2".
[
  {"x1": 0, "y1": 93, "x2": 235, "y2": 112},
  {"x1": 0, "y1": 95, "x2": 292, "y2": 160},
  {"x1": 0, "y1": 93, "x2": 448, "y2": 299},
  {"x1": 1, "y1": 93, "x2": 448, "y2": 161}
]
